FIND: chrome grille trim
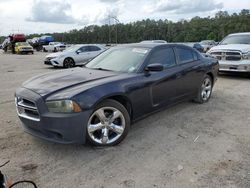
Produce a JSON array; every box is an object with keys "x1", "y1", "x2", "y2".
[
  {"x1": 210, "y1": 50, "x2": 242, "y2": 61},
  {"x1": 15, "y1": 97, "x2": 40, "y2": 121}
]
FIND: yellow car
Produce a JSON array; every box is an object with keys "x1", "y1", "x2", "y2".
[{"x1": 15, "y1": 42, "x2": 34, "y2": 54}]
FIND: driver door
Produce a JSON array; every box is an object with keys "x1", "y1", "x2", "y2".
[
  {"x1": 146, "y1": 47, "x2": 180, "y2": 108},
  {"x1": 74, "y1": 46, "x2": 91, "y2": 65}
]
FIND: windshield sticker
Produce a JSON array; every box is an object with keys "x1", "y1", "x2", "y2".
[{"x1": 132, "y1": 48, "x2": 148, "y2": 54}]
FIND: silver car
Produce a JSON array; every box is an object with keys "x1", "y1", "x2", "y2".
[{"x1": 44, "y1": 44, "x2": 106, "y2": 68}]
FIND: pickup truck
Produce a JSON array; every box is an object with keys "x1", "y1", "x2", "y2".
[
  {"x1": 42, "y1": 42, "x2": 66, "y2": 52},
  {"x1": 207, "y1": 32, "x2": 250, "y2": 76}
]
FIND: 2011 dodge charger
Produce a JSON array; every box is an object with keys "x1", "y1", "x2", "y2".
[{"x1": 15, "y1": 43, "x2": 219, "y2": 146}]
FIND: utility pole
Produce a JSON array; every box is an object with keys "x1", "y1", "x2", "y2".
[
  {"x1": 108, "y1": 15, "x2": 111, "y2": 44},
  {"x1": 107, "y1": 15, "x2": 120, "y2": 44}
]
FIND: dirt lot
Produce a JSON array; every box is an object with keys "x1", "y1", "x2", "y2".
[{"x1": 0, "y1": 52, "x2": 249, "y2": 188}]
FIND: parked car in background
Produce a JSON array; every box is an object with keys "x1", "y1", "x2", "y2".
[
  {"x1": 16, "y1": 43, "x2": 218, "y2": 146},
  {"x1": 140, "y1": 40, "x2": 167, "y2": 44},
  {"x1": 44, "y1": 44, "x2": 106, "y2": 68},
  {"x1": 15, "y1": 42, "x2": 34, "y2": 54},
  {"x1": 180, "y1": 43, "x2": 204, "y2": 53},
  {"x1": 42, "y1": 42, "x2": 66, "y2": 52},
  {"x1": 193, "y1": 43, "x2": 204, "y2": 52},
  {"x1": 207, "y1": 32, "x2": 250, "y2": 76},
  {"x1": 199, "y1": 40, "x2": 217, "y2": 52},
  {"x1": 31, "y1": 35, "x2": 54, "y2": 51}
]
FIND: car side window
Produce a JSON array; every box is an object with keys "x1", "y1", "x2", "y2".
[
  {"x1": 193, "y1": 52, "x2": 198, "y2": 60},
  {"x1": 78, "y1": 46, "x2": 89, "y2": 53},
  {"x1": 176, "y1": 47, "x2": 195, "y2": 64},
  {"x1": 89, "y1": 46, "x2": 101, "y2": 51},
  {"x1": 148, "y1": 48, "x2": 176, "y2": 69}
]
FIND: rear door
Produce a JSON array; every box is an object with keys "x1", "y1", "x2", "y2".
[
  {"x1": 88, "y1": 45, "x2": 103, "y2": 60},
  {"x1": 174, "y1": 46, "x2": 204, "y2": 98}
]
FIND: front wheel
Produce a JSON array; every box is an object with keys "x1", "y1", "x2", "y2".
[
  {"x1": 86, "y1": 99, "x2": 130, "y2": 146},
  {"x1": 194, "y1": 75, "x2": 213, "y2": 104},
  {"x1": 63, "y1": 58, "x2": 75, "y2": 68}
]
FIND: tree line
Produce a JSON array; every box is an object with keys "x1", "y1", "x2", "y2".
[{"x1": 1, "y1": 9, "x2": 250, "y2": 44}]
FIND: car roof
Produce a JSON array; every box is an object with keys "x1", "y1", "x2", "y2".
[
  {"x1": 114, "y1": 43, "x2": 190, "y2": 49},
  {"x1": 228, "y1": 32, "x2": 250, "y2": 36},
  {"x1": 74, "y1": 44, "x2": 103, "y2": 47}
]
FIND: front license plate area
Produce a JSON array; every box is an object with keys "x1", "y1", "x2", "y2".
[{"x1": 229, "y1": 66, "x2": 238, "y2": 70}]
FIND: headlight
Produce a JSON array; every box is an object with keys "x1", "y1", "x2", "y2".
[
  {"x1": 242, "y1": 52, "x2": 250, "y2": 60},
  {"x1": 46, "y1": 100, "x2": 82, "y2": 113}
]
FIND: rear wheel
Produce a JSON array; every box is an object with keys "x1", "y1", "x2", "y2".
[
  {"x1": 63, "y1": 58, "x2": 75, "y2": 68},
  {"x1": 43, "y1": 48, "x2": 47, "y2": 52},
  {"x1": 86, "y1": 99, "x2": 130, "y2": 146},
  {"x1": 194, "y1": 75, "x2": 213, "y2": 104}
]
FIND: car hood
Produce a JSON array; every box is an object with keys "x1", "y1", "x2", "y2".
[
  {"x1": 46, "y1": 52, "x2": 65, "y2": 58},
  {"x1": 209, "y1": 44, "x2": 250, "y2": 53},
  {"x1": 22, "y1": 67, "x2": 118, "y2": 97},
  {"x1": 19, "y1": 45, "x2": 32, "y2": 48}
]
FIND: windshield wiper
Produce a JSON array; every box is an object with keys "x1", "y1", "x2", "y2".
[{"x1": 92, "y1": 67, "x2": 112, "y2": 71}]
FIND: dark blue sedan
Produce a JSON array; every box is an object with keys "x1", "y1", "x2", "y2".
[{"x1": 15, "y1": 43, "x2": 219, "y2": 146}]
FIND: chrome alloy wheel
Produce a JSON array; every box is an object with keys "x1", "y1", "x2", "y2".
[
  {"x1": 201, "y1": 77, "x2": 212, "y2": 101},
  {"x1": 87, "y1": 107, "x2": 126, "y2": 145}
]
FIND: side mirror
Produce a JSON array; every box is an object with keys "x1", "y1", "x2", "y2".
[
  {"x1": 145, "y1": 63, "x2": 164, "y2": 72},
  {"x1": 76, "y1": 50, "x2": 81, "y2": 54}
]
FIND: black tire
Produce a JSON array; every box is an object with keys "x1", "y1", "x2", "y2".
[
  {"x1": 63, "y1": 58, "x2": 75, "y2": 68},
  {"x1": 86, "y1": 99, "x2": 130, "y2": 146},
  {"x1": 247, "y1": 73, "x2": 250, "y2": 78},
  {"x1": 43, "y1": 48, "x2": 47, "y2": 52},
  {"x1": 3, "y1": 47, "x2": 7, "y2": 52},
  {"x1": 193, "y1": 75, "x2": 213, "y2": 104},
  {"x1": 53, "y1": 47, "x2": 57, "y2": 52}
]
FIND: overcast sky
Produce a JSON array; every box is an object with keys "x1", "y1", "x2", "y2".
[{"x1": 0, "y1": 0, "x2": 249, "y2": 35}]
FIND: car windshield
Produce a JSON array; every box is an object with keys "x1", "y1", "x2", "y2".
[
  {"x1": 220, "y1": 35, "x2": 250, "y2": 45},
  {"x1": 86, "y1": 47, "x2": 150, "y2": 73},
  {"x1": 200, "y1": 41, "x2": 212, "y2": 45},
  {"x1": 64, "y1": 45, "x2": 81, "y2": 52}
]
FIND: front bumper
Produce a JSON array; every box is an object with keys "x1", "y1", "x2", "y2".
[
  {"x1": 44, "y1": 57, "x2": 63, "y2": 67},
  {"x1": 15, "y1": 87, "x2": 91, "y2": 144},
  {"x1": 218, "y1": 60, "x2": 250, "y2": 73},
  {"x1": 19, "y1": 49, "x2": 34, "y2": 53}
]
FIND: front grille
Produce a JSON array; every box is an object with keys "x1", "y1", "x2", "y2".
[
  {"x1": 210, "y1": 51, "x2": 242, "y2": 61},
  {"x1": 46, "y1": 57, "x2": 55, "y2": 61},
  {"x1": 16, "y1": 97, "x2": 40, "y2": 121},
  {"x1": 21, "y1": 47, "x2": 32, "y2": 50}
]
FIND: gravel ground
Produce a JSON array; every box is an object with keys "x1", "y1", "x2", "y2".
[{"x1": 0, "y1": 51, "x2": 250, "y2": 188}]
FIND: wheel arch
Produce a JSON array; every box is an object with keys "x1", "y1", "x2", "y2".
[
  {"x1": 63, "y1": 57, "x2": 75, "y2": 66},
  {"x1": 93, "y1": 94, "x2": 133, "y2": 120},
  {"x1": 206, "y1": 72, "x2": 214, "y2": 85}
]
